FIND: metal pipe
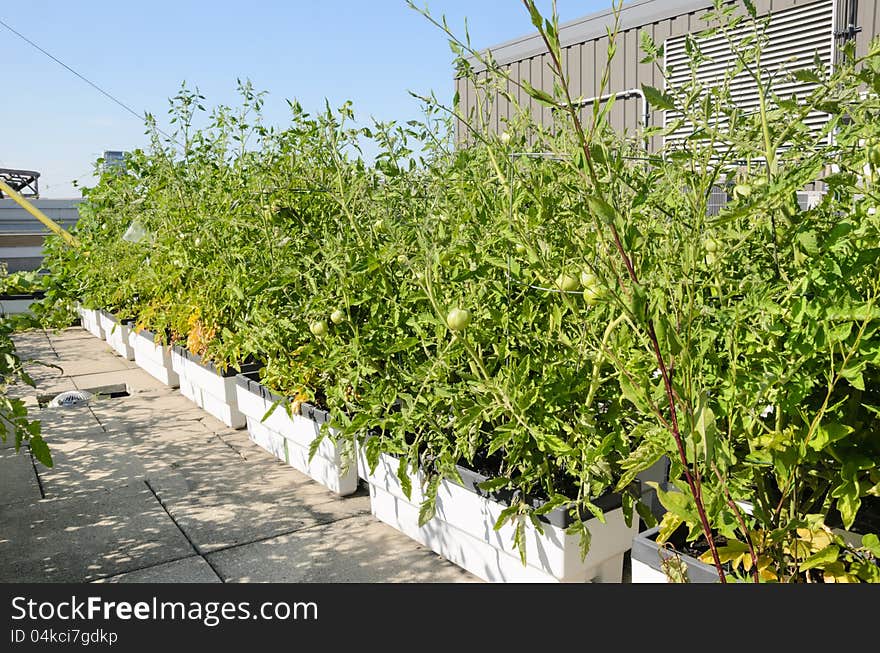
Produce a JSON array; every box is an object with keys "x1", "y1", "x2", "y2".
[
  {"x1": 0, "y1": 179, "x2": 78, "y2": 247},
  {"x1": 570, "y1": 88, "x2": 651, "y2": 148}
]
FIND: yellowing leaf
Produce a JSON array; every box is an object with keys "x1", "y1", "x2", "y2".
[{"x1": 800, "y1": 545, "x2": 840, "y2": 571}]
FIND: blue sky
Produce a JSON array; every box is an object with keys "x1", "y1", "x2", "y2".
[{"x1": 1, "y1": 1, "x2": 607, "y2": 197}]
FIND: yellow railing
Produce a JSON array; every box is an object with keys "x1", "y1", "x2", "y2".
[{"x1": 0, "y1": 179, "x2": 79, "y2": 247}]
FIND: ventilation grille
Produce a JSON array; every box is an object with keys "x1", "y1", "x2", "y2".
[{"x1": 664, "y1": 0, "x2": 835, "y2": 150}]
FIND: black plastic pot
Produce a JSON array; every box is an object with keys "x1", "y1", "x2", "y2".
[
  {"x1": 454, "y1": 462, "x2": 624, "y2": 529},
  {"x1": 234, "y1": 370, "x2": 330, "y2": 425},
  {"x1": 0, "y1": 290, "x2": 45, "y2": 301},
  {"x1": 171, "y1": 345, "x2": 262, "y2": 378}
]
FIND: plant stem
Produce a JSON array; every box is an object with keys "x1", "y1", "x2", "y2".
[{"x1": 522, "y1": 0, "x2": 727, "y2": 582}]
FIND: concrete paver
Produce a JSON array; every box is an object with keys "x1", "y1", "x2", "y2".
[
  {"x1": 94, "y1": 556, "x2": 221, "y2": 584},
  {"x1": 36, "y1": 429, "x2": 151, "y2": 500},
  {"x1": 208, "y1": 515, "x2": 476, "y2": 583},
  {"x1": 0, "y1": 449, "x2": 42, "y2": 506},
  {"x1": 73, "y1": 368, "x2": 168, "y2": 393},
  {"x1": 1, "y1": 326, "x2": 476, "y2": 583},
  {"x1": 0, "y1": 484, "x2": 194, "y2": 583}
]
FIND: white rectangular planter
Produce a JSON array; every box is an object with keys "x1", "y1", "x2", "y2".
[
  {"x1": 0, "y1": 293, "x2": 42, "y2": 316},
  {"x1": 131, "y1": 328, "x2": 179, "y2": 388},
  {"x1": 171, "y1": 346, "x2": 255, "y2": 429},
  {"x1": 77, "y1": 306, "x2": 105, "y2": 339},
  {"x1": 97, "y1": 310, "x2": 135, "y2": 360},
  {"x1": 630, "y1": 527, "x2": 720, "y2": 583},
  {"x1": 234, "y1": 373, "x2": 358, "y2": 496},
  {"x1": 359, "y1": 449, "x2": 639, "y2": 583}
]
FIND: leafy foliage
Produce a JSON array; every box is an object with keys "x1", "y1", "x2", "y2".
[{"x1": 38, "y1": 1, "x2": 880, "y2": 579}]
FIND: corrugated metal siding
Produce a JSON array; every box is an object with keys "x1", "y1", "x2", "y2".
[
  {"x1": 455, "y1": 0, "x2": 878, "y2": 147},
  {"x1": 664, "y1": 1, "x2": 836, "y2": 148}
]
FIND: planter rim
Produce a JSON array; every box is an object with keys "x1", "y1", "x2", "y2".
[
  {"x1": 631, "y1": 526, "x2": 721, "y2": 583},
  {"x1": 364, "y1": 437, "x2": 626, "y2": 529},
  {"x1": 0, "y1": 291, "x2": 45, "y2": 301},
  {"x1": 172, "y1": 344, "x2": 261, "y2": 378},
  {"x1": 235, "y1": 370, "x2": 331, "y2": 426}
]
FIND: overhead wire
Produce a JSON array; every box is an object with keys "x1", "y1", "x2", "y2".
[{"x1": 0, "y1": 16, "x2": 182, "y2": 148}]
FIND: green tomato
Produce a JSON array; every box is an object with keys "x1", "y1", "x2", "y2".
[
  {"x1": 703, "y1": 236, "x2": 720, "y2": 253},
  {"x1": 733, "y1": 184, "x2": 752, "y2": 199},
  {"x1": 330, "y1": 309, "x2": 346, "y2": 325},
  {"x1": 446, "y1": 308, "x2": 471, "y2": 331},
  {"x1": 310, "y1": 320, "x2": 328, "y2": 337},
  {"x1": 515, "y1": 243, "x2": 527, "y2": 256},
  {"x1": 580, "y1": 271, "x2": 604, "y2": 304},
  {"x1": 556, "y1": 273, "x2": 580, "y2": 293}
]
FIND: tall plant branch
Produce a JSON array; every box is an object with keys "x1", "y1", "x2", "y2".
[{"x1": 520, "y1": 0, "x2": 726, "y2": 581}]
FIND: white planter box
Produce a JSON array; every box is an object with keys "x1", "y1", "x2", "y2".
[
  {"x1": 131, "y1": 329, "x2": 179, "y2": 388},
  {"x1": 234, "y1": 373, "x2": 358, "y2": 496},
  {"x1": 171, "y1": 346, "x2": 254, "y2": 429},
  {"x1": 97, "y1": 311, "x2": 135, "y2": 360},
  {"x1": 0, "y1": 293, "x2": 42, "y2": 316},
  {"x1": 359, "y1": 448, "x2": 639, "y2": 583},
  {"x1": 630, "y1": 526, "x2": 720, "y2": 583},
  {"x1": 77, "y1": 306, "x2": 105, "y2": 339}
]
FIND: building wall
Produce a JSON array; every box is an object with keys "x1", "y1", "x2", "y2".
[
  {"x1": 0, "y1": 199, "x2": 82, "y2": 272},
  {"x1": 456, "y1": 0, "x2": 879, "y2": 149}
]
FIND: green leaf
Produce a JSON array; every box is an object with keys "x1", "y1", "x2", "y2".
[
  {"x1": 656, "y1": 511, "x2": 684, "y2": 544},
  {"x1": 587, "y1": 195, "x2": 617, "y2": 225},
  {"x1": 652, "y1": 482, "x2": 696, "y2": 522},
  {"x1": 397, "y1": 458, "x2": 413, "y2": 500},
  {"x1": 615, "y1": 425, "x2": 670, "y2": 491},
  {"x1": 694, "y1": 393, "x2": 717, "y2": 463},
  {"x1": 477, "y1": 476, "x2": 511, "y2": 493},
  {"x1": 799, "y1": 545, "x2": 840, "y2": 571},
  {"x1": 792, "y1": 69, "x2": 822, "y2": 84},
  {"x1": 641, "y1": 84, "x2": 676, "y2": 112},
  {"x1": 521, "y1": 80, "x2": 558, "y2": 108},
  {"x1": 29, "y1": 435, "x2": 53, "y2": 468},
  {"x1": 810, "y1": 422, "x2": 853, "y2": 451},
  {"x1": 837, "y1": 488, "x2": 861, "y2": 530},
  {"x1": 261, "y1": 398, "x2": 283, "y2": 423},
  {"x1": 635, "y1": 499, "x2": 657, "y2": 528},
  {"x1": 861, "y1": 533, "x2": 880, "y2": 558}
]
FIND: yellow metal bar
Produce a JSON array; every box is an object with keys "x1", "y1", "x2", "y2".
[{"x1": 0, "y1": 179, "x2": 79, "y2": 247}]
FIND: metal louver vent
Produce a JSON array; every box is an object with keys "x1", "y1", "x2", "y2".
[{"x1": 664, "y1": 0, "x2": 835, "y2": 149}]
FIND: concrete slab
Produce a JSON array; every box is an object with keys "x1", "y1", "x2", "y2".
[
  {"x1": 0, "y1": 484, "x2": 193, "y2": 582},
  {"x1": 88, "y1": 390, "x2": 208, "y2": 434},
  {"x1": 4, "y1": 375, "x2": 76, "y2": 400},
  {"x1": 13, "y1": 343, "x2": 59, "y2": 363},
  {"x1": 94, "y1": 556, "x2": 221, "y2": 584},
  {"x1": 208, "y1": 515, "x2": 477, "y2": 583},
  {"x1": 158, "y1": 490, "x2": 371, "y2": 554},
  {"x1": 72, "y1": 368, "x2": 169, "y2": 393},
  {"x1": 53, "y1": 357, "x2": 132, "y2": 377},
  {"x1": 46, "y1": 327, "x2": 95, "y2": 342},
  {"x1": 0, "y1": 449, "x2": 41, "y2": 506},
  {"x1": 51, "y1": 337, "x2": 114, "y2": 359},
  {"x1": 1, "y1": 330, "x2": 489, "y2": 584},
  {"x1": 16, "y1": 361, "x2": 68, "y2": 388},
  {"x1": 33, "y1": 405, "x2": 104, "y2": 434},
  {"x1": 12, "y1": 331, "x2": 51, "y2": 348},
  {"x1": 36, "y1": 429, "x2": 150, "y2": 500}
]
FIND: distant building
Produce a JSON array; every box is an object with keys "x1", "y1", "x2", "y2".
[
  {"x1": 102, "y1": 151, "x2": 127, "y2": 173},
  {"x1": 459, "y1": 0, "x2": 874, "y2": 149}
]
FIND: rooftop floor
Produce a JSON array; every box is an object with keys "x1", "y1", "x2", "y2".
[{"x1": 1, "y1": 327, "x2": 475, "y2": 583}]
